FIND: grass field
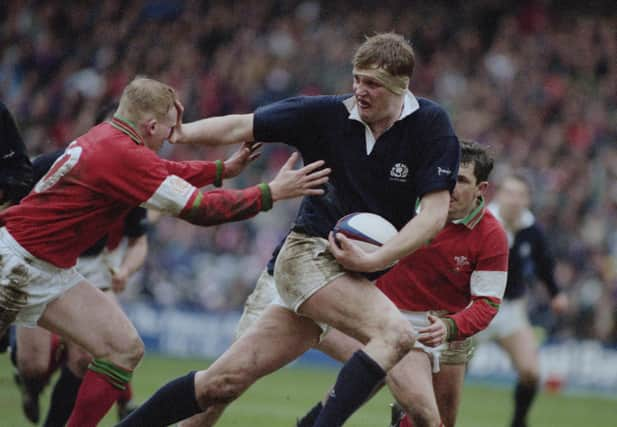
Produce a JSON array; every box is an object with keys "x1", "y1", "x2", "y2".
[{"x1": 1, "y1": 353, "x2": 615, "y2": 427}]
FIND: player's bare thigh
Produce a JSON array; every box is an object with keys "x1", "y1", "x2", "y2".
[
  {"x1": 16, "y1": 326, "x2": 53, "y2": 377},
  {"x1": 274, "y1": 232, "x2": 415, "y2": 369},
  {"x1": 37, "y1": 280, "x2": 143, "y2": 369},
  {"x1": 193, "y1": 305, "x2": 322, "y2": 408},
  {"x1": 497, "y1": 325, "x2": 540, "y2": 383},
  {"x1": 433, "y1": 363, "x2": 466, "y2": 427},
  {"x1": 63, "y1": 290, "x2": 121, "y2": 376},
  {"x1": 315, "y1": 327, "x2": 363, "y2": 363},
  {"x1": 387, "y1": 349, "x2": 441, "y2": 426},
  {"x1": 299, "y1": 273, "x2": 415, "y2": 369}
]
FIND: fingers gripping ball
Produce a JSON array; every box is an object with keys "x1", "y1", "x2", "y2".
[{"x1": 333, "y1": 212, "x2": 397, "y2": 252}]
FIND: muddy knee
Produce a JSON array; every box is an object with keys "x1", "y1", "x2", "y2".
[
  {"x1": 409, "y1": 407, "x2": 442, "y2": 427},
  {"x1": 195, "y1": 370, "x2": 253, "y2": 407},
  {"x1": 384, "y1": 320, "x2": 416, "y2": 360},
  {"x1": 93, "y1": 331, "x2": 144, "y2": 369},
  {"x1": 66, "y1": 346, "x2": 93, "y2": 377}
]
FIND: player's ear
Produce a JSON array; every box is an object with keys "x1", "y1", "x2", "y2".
[
  {"x1": 478, "y1": 181, "x2": 489, "y2": 196},
  {"x1": 144, "y1": 118, "x2": 157, "y2": 136}
]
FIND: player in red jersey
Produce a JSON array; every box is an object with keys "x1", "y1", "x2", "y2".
[
  {"x1": 291, "y1": 140, "x2": 509, "y2": 427},
  {"x1": 0, "y1": 77, "x2": 330, "y2": 427},
  {"x1": 10, "y1": 105, "x2": 149, "y2": 426}
]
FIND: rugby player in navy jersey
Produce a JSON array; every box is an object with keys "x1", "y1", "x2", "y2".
[
  {"x1": 290, "y1": 141, "x2": 508, "y2": 427},
  {"x1": 118, "y1": 33, "x2": 460, "y2": 427},
  {"x1": 479, "y1": 173, "x2": 568, "y2": 427}
]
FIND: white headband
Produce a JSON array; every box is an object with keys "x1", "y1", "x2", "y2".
[{"x1": 353, "y1": 66, "x2": 410, "y2": 95}]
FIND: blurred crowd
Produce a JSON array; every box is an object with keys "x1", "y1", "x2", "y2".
[{"x1": 1, "y1": 1, "x2": 615, "y2": 343}]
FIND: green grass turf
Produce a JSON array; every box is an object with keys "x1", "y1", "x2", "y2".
[{"x1": 1, "y1": 353, "x2": 615, "y2": 426}]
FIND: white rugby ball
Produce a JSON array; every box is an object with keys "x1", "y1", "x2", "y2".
[{"x1": 333, "y1": 212, "x2": 398, "y2": 252}]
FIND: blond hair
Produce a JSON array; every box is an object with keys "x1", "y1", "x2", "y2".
[
  {"x1": 116, "y1": 77, "x2": 176, "y2": 123},
  {"x1": 352, "y1": 33, "x2": 415, "y2": 79}
]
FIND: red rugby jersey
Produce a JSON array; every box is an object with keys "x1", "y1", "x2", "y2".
[
  {"x1": 377, "y1": 202, "x2": 508, "y2": 340},
  {"x1": 0, "y1": 119, "x2": 221, "y2": 268}
]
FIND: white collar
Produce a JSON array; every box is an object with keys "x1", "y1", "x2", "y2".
[
  {"x1": 488, "y1": 202, "x2": 535, "y2": 247},
  {"x1": 344, "y1": 90, "x2": 420, "y2": 155}
]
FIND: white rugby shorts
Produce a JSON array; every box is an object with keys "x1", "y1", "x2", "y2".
[
  {"x1": 475, "y1": 297, "x2": 529, "y2": 342},
  {"x1": 76, "y1": 253, "x2": 113, "y2": 290},
  {"x1": 274, "y1": 231, "x2": 345, "y2": 312},
  {"x1": 235, "y1": 268, "x2": 330, "y2": 340},
  {"x1": 0, "y1": 227, "x2": 83, "y2": 326}
]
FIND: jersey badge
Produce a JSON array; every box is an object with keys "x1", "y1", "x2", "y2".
[
  {"x1": 453, "y1": 255, "x2": 470, "y2": 271},
  {"x1": 390, "y1": 163, "x2": 409, "y2": 182}
]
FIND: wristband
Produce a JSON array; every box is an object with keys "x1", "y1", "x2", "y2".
[
  {"x1": 214, "y1": 160, "x2": 223, "y2": 187},
  {"x1": 258, "y1": 183, "x2": 273, "y2": 211}
]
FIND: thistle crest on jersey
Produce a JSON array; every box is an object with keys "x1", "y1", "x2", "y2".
[{"x1": 390, "y1": 163, "x2": 409, "y2": 182}]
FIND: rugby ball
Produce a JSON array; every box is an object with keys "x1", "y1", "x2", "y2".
[{"x1": 333, "y1": 213, "x2": 398, "y2": 252}]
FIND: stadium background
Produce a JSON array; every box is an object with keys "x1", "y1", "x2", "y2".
[{"x1": 1, "y1": 0, "x2": 616, "y2": 425}]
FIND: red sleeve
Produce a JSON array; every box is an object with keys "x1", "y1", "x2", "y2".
[
  {"x1": 443, "y1": 296, "x2": 501, "y2": 340},
  {"x1": 98, "y1": 143, "x2": 272, "y2": 225},
  {"x1": 178, "y1": 184, "x2": 272, "y2": 226},
  {"x1": 444, "y1": 220, "x2": 509, "y2": 340},
  {"x1": 160, "y1": 159, "x2": 223, "y2": 188}
]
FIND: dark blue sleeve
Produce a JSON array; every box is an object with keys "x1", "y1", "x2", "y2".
[
  {"x1": 123, "y1": 207, "x2": 149, "y2": 238},
  {"x1": 31, "y1": 150, "x2": 65, "y2": 183},
  {"x1": 0, "y1": 102, "x2": 34, "y2": 202},
  {"x1": 253, "y1": 96, "x2": 335, "y2": 150},
  {"x1": 0, "y1": 102, "x2": 29, "y2": 162},
  {"x1": 413, "y1": 107, "x2": 460, "y2": 197},
  {"x1": 265, "y1": 236, "x2": 286, "y2": 275},
  {"x1": 531, "y1": 224, "x2": 560, "y2": 297}
]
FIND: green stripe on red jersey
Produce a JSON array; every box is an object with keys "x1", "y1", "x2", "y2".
[{"x1": 111, "y1": 115, "x2": 144, "y2": 145}]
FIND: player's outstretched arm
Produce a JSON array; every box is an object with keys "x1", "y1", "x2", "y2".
[
  {"x1": 178, "y1": 153, "x2": 329, "y2": 227},
  {"x1": 170, "y1": 100, "x2": 255, "y2": 146},
  {"x1": 222, "y1": 142, "x2": 262, "y2": 179},
  {"x1": 329, "y1": 190, "x2": 450, "y2": 273}
]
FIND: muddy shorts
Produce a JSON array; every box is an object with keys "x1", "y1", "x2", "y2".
[
  {"x1": 0, "y1": 227, "x2": 83, "y2": 327},
  {"x1": 273, "y1": 231, "x2": 346, "y2": 312},
  {"x1": 235, "y1": 268, "x2": 280, "y2": 339}
]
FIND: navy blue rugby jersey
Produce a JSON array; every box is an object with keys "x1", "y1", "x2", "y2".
[
  {"x1": 489, "y1": 204, "x2": 560, "y2": 300},
  {"x1": 254, "y1": 93, "x2": 460, "y2": 238},
  {"x1": 505, "y1": 221, "x2": 560, "y2": 300}
]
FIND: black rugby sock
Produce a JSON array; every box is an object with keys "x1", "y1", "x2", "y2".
[
  {"x1": 297, "y1": 401, "x2": 323, "y2": 427},
  {"x1": 511, "y1": 380, "x2": 538, "y2": 427},
  {"x1": 313, "y1": 350, "x2": 385, "y2": 427},
  {"x1": 116, "y1": 371, "x2": 201, "y2": 427},
  {"x1": 43, "y1": 366, "x2": 82, "y2": 427}
]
